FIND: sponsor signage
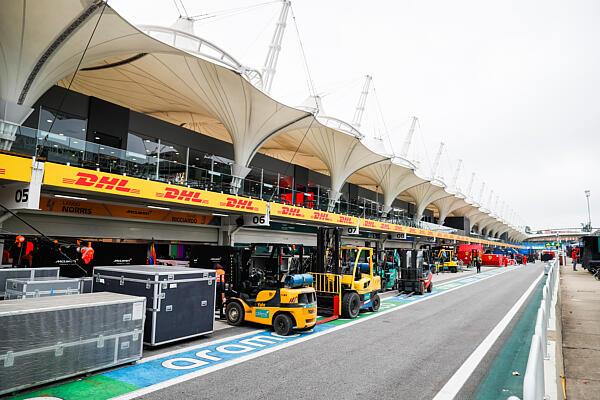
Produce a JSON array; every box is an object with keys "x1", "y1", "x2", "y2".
[
  {"x1": 39, "y1": 196, "x2": 219, "y2": 226},
  {"x1": 39, "y1": 162, "x2": 523, "y2": 249},
  {"x1": 269, "y1": 202, "x2": 358, "y2": 226},
  {"x1": 42, "y1": 163, "x2": 267, "y2": 214},
  {"x1": 0, "y1": 154, "x2": 33, "y2": 182}
]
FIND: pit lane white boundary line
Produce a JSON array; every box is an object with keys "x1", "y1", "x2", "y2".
[
  {"x1": 112, "y1": 265, "x2": 528, "y2": 400},
  {"x1": 432, "y1": 270, "x2": 544, "y2": 400}
]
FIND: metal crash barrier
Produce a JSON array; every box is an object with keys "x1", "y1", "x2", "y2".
[{"x1": 522, "y1": 256, "x2": 559, "y2": 400}]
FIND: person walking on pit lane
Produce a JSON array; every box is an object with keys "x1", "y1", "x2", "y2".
[{"x1": 571, "y1": 249, "x2": 578, "y2": 271}]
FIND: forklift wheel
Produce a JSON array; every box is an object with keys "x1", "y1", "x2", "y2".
[
  {"x1": 427, "y1": 283, "x2": 432, "y2": 293},
  {"x1": 368, "y1": 294, "x2": 381, "y2": 312},
  {"x1": 450, "y1": 267, "x2": 457, "y2": 273},
  {"x1": 342, "y1": 292, "x2": 361, "y2": 319},
  {"x1": 273, "y1": 313, "x2": 294, "y2": 336},
  {"x1": 225, "y1": 302, "x2": 245, "y2": 326}
]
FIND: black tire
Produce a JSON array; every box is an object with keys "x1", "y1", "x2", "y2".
[
  {"x1": 342, "y1": 292, "x2": 361, "y2": 319},
  {"x1": 420, "y1": 282, "x2": 425, "y2": 295},
  {"x1": 273, "y1": 313, "x2": 294, "y2": 336},
  {"x1": 225, "y1": 302, "x2": 244, "y2": 326},
  {"x1": 427, "y1": 282, "x2": 432, "y2": 293},
  {"x1": 369, "y1": 293, "x2": 381, "y2": 312},
  {"x1": 450, "y1": 267, "x2": 457, "y2": 273}
]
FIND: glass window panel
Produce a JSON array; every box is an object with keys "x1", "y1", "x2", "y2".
[{"x1": 39, "y1": 108, "x2": 87, "y2": 140}]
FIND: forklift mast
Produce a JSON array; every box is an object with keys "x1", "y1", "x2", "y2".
[{"x1": 315, "y1": 227, "x2": 342, "y2": 274}]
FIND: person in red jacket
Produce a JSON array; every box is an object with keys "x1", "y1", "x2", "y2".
[{"x1": 571, "y1": 249, "x2": 578, "y2": 271}]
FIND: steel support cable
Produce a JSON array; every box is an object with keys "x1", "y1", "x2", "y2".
[
  {"x1": 290, "y1": 5, "x2": 318, "y2": 109},
  {"x1": 190, "y1": 1, "x2": 279, "y2": 22},
  {"x1": 267, "y1": 116, "x2": 316, "y2": 202},
  {"x1": 35, "y1": 1, "x2": 109, "y2": 159},
  {"x1": 0, "y1": 203, "x2": 88, "y2": 276}
]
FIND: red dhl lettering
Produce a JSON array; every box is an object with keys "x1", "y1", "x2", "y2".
[
  {"x1": 312, "y1": 212, "x2": 332, "y2": 221},
  {"x1": 364, "y1": 221, "x2": 376, "y2": 227},
  {"x1": 280, "y1": 206, "x2": 302, "y2": 217},
  {"x1": 160, "y1": 187, "x2": 205, "y2": 203},
  {"x1": 223, "y1": 197, "x2": 255, "y2": 210},
  {"x1": 339, "y1": 216, "x2": 352, "y2": 224},
  {"x1": 394, "y1": 225, "x2": 403, "y2": 231},
  {"x1": 72, "y1": 172, "x2": 139, "y2": 194},
  {"x1": 381, "y1": 224, "x2": 390, "y2": 229}
]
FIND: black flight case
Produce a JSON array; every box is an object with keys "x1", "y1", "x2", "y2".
[{"x1": 92, "y1": 265, "x2": 216, "y2": 346}]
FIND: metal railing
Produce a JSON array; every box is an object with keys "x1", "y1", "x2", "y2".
[
  {"x1": 522, "y1": 255, "x2": 559, "y2": 400},
  {"x1": 309, "y1": 272, "x2": 342, "y2": 296},
  {"x1": 0, "y1": 120, "x2": 460, "y2": 234}
]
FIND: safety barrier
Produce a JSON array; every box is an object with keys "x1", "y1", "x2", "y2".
[
  {"x1": 522, "y1": 256, "x2": 559, "y2": 400},
  {"x1": 309, "y1": 272, "x2": 342, "y2": 319},
  {"x1": 309, "y1": 272, "x2": 342, "y2": 295}
]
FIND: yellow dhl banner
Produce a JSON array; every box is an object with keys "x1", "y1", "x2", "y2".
[
  {"x1": 43, "y1": 163, "x2": 267, "y2": 214},
  {"x1": 0, "y1": 154, "x2": 33, "y2": 182},
  {"x1": 360, "y1": 219, "x2": 406, "y2": 234},
  {"x1": 269, "y1": 202, "x2": 358, "y2": 226},
  {"x1": 39, "y1": 196, "x2": 219, "y2": 226}
]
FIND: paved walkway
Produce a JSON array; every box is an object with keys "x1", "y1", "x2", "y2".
[{"x1": 561, "y1": 259, "x2": 600, "y2": 399}]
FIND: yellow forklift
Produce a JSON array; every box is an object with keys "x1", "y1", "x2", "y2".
[
  {"x1": 433, "y1": 246, "x2": 459, "y2": 273},
  {"x1": 309, "y1": 227, "x2": 382, "y2": 319},
  {"x1": 225, "y1": 244, "x2": 317, "y2": 335}
]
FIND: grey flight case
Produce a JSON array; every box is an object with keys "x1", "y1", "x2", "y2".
[
  {"x1": 93, "y1": 265, "x2": 216, "y2": 346},
  {"x1": 0, "y1": 267, "x2": 60, "y2": 299},
  {"x1": 0, "y1": 292, "x2": 146, "y2": 395},
  {"x1": 5, "y1": 277, "x2": 81, "y2": 299}
]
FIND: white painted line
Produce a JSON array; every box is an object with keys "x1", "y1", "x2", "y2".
[
  {"x1": 111, "y1": 265, "x2": 528, "y2": 400},
  {"x1": 432, "y1": 271, "x2": 544, "y2": 400}
]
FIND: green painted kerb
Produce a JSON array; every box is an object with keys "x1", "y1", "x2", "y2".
[
  {"x1": 10, "y1": 374, "x2": 140, "y2": 400},
  {"x1": 474, "y1": 275, "x2": 546, "y2": 400}
]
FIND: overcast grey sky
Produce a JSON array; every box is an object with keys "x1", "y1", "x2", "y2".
[{"x1": 109, "y1": 0, "x2": 600, "y2": 231}]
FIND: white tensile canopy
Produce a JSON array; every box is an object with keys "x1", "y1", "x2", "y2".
[{"x1": 0, "y1": 0, "x2": 521, "y2": 239}]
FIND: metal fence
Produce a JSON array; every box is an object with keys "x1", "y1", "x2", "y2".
[{"x1": 522, "y1": 255, "x2": 559, "y2": 400}]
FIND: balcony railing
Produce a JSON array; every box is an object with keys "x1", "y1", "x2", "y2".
[{"x1": 1, "y1": 121, "x2": 458, "y2": 234}]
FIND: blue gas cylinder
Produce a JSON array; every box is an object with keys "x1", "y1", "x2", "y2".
[{"x1": 284, "y1": 273, "x2": 314, "y2": 288}]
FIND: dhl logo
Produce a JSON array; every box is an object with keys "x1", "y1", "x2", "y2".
[
  {"x1": 312, "y1": 211, "x2": 332, "y2": 222},
  {"x1": 380, "y1": 223, "x2": 390, "y2": 230},
  {"x1": 156, "y1": 187, "x2": 208, "y2": 204},
  {"x1": 393, "y1": 225, "x2": 404, "y2": 232},
  {"x1": 280, "y1": 206, "x2": 302, "y2": 217},
  {"x1": 363, "y1": 220, "x2": 376, "y2": 228},
  {"x1": 339, "y1": 216, "x2": 353, "y2": 224},
  {"x1": 0, "y1": 168, "x2": 5, "y2": 175},
  {"x1": 221, "y1": 197, "x2": 256, "y2": 211},
  {"x1": 64, "y1": 172, "x2": 140, "y2": 194}
]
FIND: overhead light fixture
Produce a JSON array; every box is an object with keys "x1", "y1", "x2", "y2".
[
  {"x1": 59, "y1": 133, "x2": 64, "y2": 136},
  {"x1": 82, "y1": 128, "x2": 86, "y2": 131},
  {"x1": 73, "y1": 141, "x2": 78, "y2": 144},
  {"x1": 46, "y1": 119, "x2": 53, "y2": 123},
  {"x1": 211, "y1": 213, "x2": 228, "y2": 217},
  {"x1": 148, "y1": 205, "x2": 170, "y2": 210},
  {"x1": 55, "y1": 194, "x2": 88, "y2": 201},
  {"x1": 95, "y1": 137, "x2": 100, "y2": 140},
  {"x1": 145, "y1": 139, "x2": 150, "y2": 142}
]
